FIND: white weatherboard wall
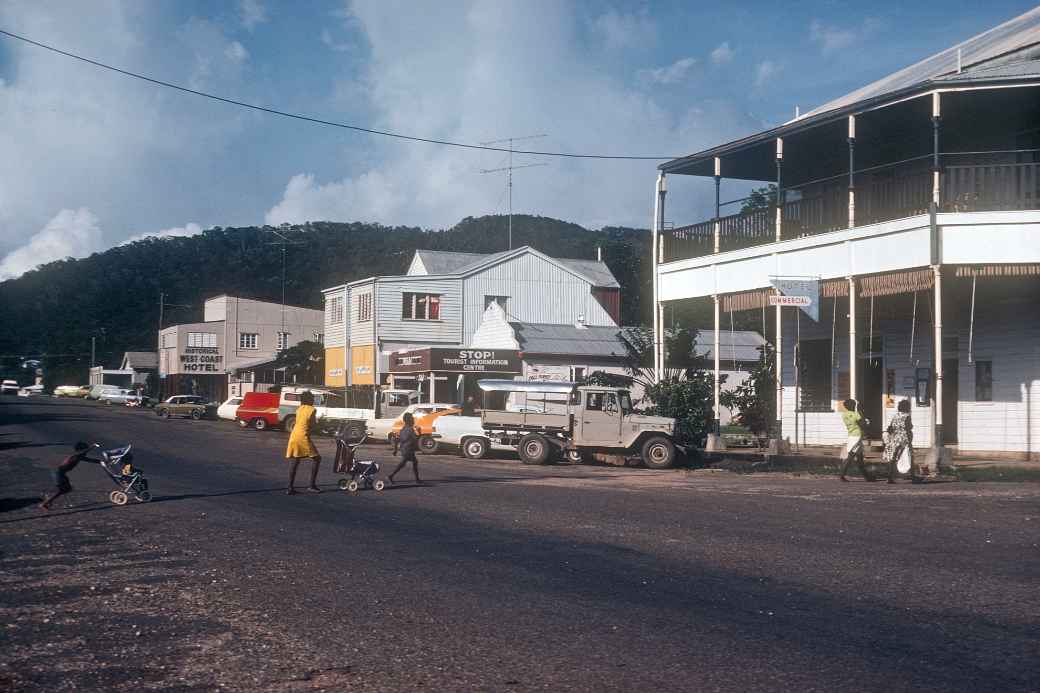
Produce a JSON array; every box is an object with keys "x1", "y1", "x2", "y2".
[
  {"x1": 462, "y1": 254, "x2": 615, "y2": 344},
  {"x1": 349, "y1": 283, "x2": 375, "y2": 347},
  {"x1": 323, "y1": 286, "x2": 348, "y2": 349},
  {"x1": 376, "y1": 277, "x2": 463, "y2": 345},
  {"x1": 955, "y1": 299, "x2": 1040, "y2": 455}
]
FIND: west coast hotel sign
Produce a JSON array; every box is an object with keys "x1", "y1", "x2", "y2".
[{"x1": 179, "y1": 346, "x2": 223, "y2": 372}]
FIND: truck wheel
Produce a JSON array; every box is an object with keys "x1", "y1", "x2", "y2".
[
  {"x1": 642, "y1": 436, "x2": 676, "y2": 469},
  {"x1": 283, "y1": 415, "x2": 296, "y2": 433},
  {"x1": 254, "y1": 418, "x2": 268, "y2": 431},
  {"x1": 519, "y1": 434, "x2": 552, "y2": 465},
  {"x1": 462, "y1": 437, "x2": 488, "y2": 460},
  {"x1": 419, "y1": 435, "x2": 438, "y2": 454},
  {"x1": 191, "y1": 409, "x2": 202, "y2": 420}
]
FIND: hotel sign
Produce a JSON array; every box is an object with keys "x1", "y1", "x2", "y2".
[{"x1": 179, "y1": 346, "x2": 223, "y2": 373}]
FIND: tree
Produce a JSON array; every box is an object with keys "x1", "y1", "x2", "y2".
[
  {"x1": 272, "y1": 340, "x2": 325, "y2": 384},
  {"x1": 587, "y1": 325, "x2": 719, "y2": 447},
  {"x1": 720, "y1": 344, "x2": 775, "y2": 436},
  {"x1": 740, "y1": 184, "x2": 778, "y2": 215}
]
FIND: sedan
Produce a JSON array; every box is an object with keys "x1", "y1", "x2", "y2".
[
  {"x1": 99, "y1": 389, "x2": 140, "y2": 405},
  {"x1": 217, "y1": 397, "x2": 243, "y2": 421},
  {"x1": 155, "y1": 395, "x2": 215, "y2": 420}
]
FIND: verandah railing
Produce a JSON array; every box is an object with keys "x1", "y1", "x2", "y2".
[{"x1": 662, "y1": 159, "x2": 1040, "y2": 263}]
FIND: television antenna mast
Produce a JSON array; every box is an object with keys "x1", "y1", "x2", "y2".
[
  {"x1": 267, "y1": 228, "x2": 306, "y2": 335},
  {"x1": 479, "y1": 134, "x2": 548, "y2": 250}
]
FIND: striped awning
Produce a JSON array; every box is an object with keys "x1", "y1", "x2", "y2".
[
  {"x1": 722, "y1": 288, "x2": 773, "y2": 312},
  {"x1": 954, "y1": 264, "x2": 1040, "y2": 277},
  {"x1": 857, "y1": 268, "x2": 934, "y2": 298}
]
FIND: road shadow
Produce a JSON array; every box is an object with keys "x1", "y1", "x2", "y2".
[
  {"x1": 0, "y1": 497, "x2": 41, "y2": 513},
  {"x1": 0, "y1": 440, "x2": 67, "y2": 452}
]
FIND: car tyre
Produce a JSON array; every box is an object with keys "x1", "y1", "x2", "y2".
[
  {"x1": 462, "y1": 437, "x2": 489, "y2": 460},
  {"x1": 641, "y1": 436, "x2": 676, "y2": 469},
  {"x1": 254, "y1": 418, "x2": 268, "y2": 431},
  {"x1": 283, "y1": 415, "x2": 296, "y2": 433},
  {"x1": 519, "y1": 433, "x2": 552, "y2": 465},
  {"x1": 160, "y1": 408, "x2": 171, "y2": 419},
  {"x1": 418, "y1": 435, "x2": 438, "y2": 454},
  {"x1": 191, "y1": 409, "x2": 203, "y2": 420}
]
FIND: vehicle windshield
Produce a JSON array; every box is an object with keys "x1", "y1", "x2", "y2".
[{"x1": 386, "y1": 392, "x2": 411, "y2": 407}]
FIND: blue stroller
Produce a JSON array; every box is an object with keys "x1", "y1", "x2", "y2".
[{"x1": 333, "y1": 433, "x2": 385, "y2": 493}]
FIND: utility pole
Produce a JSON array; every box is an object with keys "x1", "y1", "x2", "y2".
[
  {"x1": 479, "y1": 134, "x2": 547, "y2": 250},
  {"x1": 267, "y1": 228, "x2": 305, "y2": 335}
]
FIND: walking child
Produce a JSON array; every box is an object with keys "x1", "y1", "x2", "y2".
[
  {"x1": 839, "y1": 399, "x2": 874, "y2": 482},
  {"x1": 39, "y1": 441, "x2": 100, "y2": 510},
  {"x1": 388, "y1": 412, "x2": 422, "y2": 486}
]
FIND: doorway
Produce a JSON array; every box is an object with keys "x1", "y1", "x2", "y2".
[
  {"x1": 942, "y1": 358, "x2": 959, "y2": 444},
  {"x1": 858, "y1": 357, "x2": 884, "y2": 440}
]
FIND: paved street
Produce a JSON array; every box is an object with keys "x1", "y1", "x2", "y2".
[{"x1": 1, "y1": 396, "x2": 1038, "y2": 692}]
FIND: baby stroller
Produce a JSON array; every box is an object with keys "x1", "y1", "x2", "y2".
[
  {"x1": 96, "y1": 443, "x2": 151, "y2": 505},
  {"x1": 333, "y1": 433, "x2": 385, "y2": 493}
]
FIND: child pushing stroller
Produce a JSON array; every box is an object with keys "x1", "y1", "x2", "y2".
[
  {"x1": 333, "y1": 424, "x2": 385, "y2": 493},
  {"x1": 40, "y1": 441, "x2": 150, "y2": 509}
]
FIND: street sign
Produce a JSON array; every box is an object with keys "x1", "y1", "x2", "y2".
[
  {"x1": 769, "y1": 277, "x2": 820, "y2": 321},
  {"x1": 768, "y1": 295, "x2": 812, "y2": 307}
]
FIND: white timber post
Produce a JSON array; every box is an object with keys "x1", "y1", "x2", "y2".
[
  {"x1": 775, "y1": 138, "x2": 784, "y2": 242},
  {"x1": 848, "y1": 277, "x2": 857, "y2": 401},
  {"x1": 848, "y1": 115, "x2": 856, "y2": 229},
  {"x1": 713, "y1": 157, "x2": 722, "y2": 254},
  {"x1": 652, "y1": 173, "x2": 667, "y2": 382}
]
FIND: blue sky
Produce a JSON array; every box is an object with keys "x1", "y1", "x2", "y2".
[{"x1": 0, "y1": 0, "x2": 1035, "y2": 278}]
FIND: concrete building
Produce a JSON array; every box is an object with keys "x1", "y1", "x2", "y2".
[
  {"x1": 322, "y1": 246, "x2": 621, "y2": 390},
  {"x1": 652, "y1": 9, "x2": 1040, "y2": 463},
  {"x1": 158, "y1": 295, "x2": 324, "y2": 401}
]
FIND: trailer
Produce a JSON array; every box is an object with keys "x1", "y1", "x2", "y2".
[{"x1": 478, "y1": 380, "x2": 679, "y2": 468}]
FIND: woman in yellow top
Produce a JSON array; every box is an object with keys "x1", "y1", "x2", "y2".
[{"x1": 285, "y1": 390, "x2": 322, "y2": 494}]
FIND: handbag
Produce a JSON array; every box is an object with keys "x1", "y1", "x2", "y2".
[{"x1": 896, "y1": 445, "x2": 912, "y2": 474}]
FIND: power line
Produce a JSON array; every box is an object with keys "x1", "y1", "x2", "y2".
[{"x1": 0, "y1": 28, "x2": 680, "y2": 161}]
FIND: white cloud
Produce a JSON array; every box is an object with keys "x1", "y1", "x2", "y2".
[
  {"x1": 224, "y1": 41, "x2": 249, "y2": 63},
  {"x1": 238, "y1": 0, "x2": 268, "y2": 31},
  {"x1": 639, "y1": 57, "x2": 698, "y2": 85},
  {"x1": 754, "y1": 60, "x2": 780, "y2": 88},
  {"x1": 121, "y1": 222, "x2": 203, "y2": 246},
  {"x1": 0, "y1": 208, "x2": 102, "y2": 280},
  {"x1": 591, "y1": 8, "x2": 655, "y2": 49},
  {"x1": 710, "y1": 42, "x2": 735, "y2": 65},
  {"x1": 265, "y1": 2, "x2": 759, "y2": 233},
  {"x1": 320, "y1": 28, "x2": 352, "y2": 52},
  {"x1": 809, "y1": 18, "x2": 883, "y2": 56}
]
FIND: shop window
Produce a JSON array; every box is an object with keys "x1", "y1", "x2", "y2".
[
  {"x1": 975, "y1": 361, "x2": 992, "y2": 402},
  {"x1": 327, "y1": 295, "x2": 344, "y2": 324},
  {"x1": 277, "y1": 332, "x2": 289, "y2": 350},
  {"x1": 484, "y1": 295, "x2": 509, "y2": 311},
  {"x1": 357, "y1": 293, "x2": 373, "y2": 322},
  {"x1": 402, "y1": 293, "x2": 441, "y2": 320},
  {"x1": 239, "y1": 333, "x2": 259, "y2": 350},
  {"x1": 798, "y1": 339, "x2": 833, "y2": 412},
  {"x1": 571, "y1": 366, "x2": 586, "y2": 382},
  {"x1": 187, "y1": 332, "x2": 216, "y2": 348}
]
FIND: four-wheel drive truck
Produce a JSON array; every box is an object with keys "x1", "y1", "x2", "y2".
[
  {"x1": 277, "y1": 386, "x2": 420, "y2": 440},
  {"x1": 478, "y1": 380, "x2": 679, "y2": 468}
]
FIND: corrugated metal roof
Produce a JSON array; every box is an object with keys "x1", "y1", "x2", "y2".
[
  {"x1": 123, "y1": 351, "x2": 158, "y2": 369},
  {"x1": 800, "y1": 7, "x2": 1040, "y2": 119},
  {"x1": 412, "y1": 246, "x2": 620, "y2": 288},
  {"x1": 933, "y1": 57, "x2": 1040, "y2": 82},
  {"x1": 512, "y1": 322, "x2": 628, "y2": 357},
  {"x1": 692, "y1": 329, "x2": 768, "y2": 363},
  {"x1": 413, "y1": 250, "x2": 487, "y2": 275}
]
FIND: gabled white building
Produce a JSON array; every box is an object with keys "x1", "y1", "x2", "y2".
[
  {"x1": 322, "y1": 246, "x2": 621, "y2": 391},
  {"x1": 652, "y1": 9, "x2": 1040, "y2": 465}
]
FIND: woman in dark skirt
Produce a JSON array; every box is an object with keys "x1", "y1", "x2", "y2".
[{"x1": 388, "y1": 412, "x2": 422, "y2": 486}]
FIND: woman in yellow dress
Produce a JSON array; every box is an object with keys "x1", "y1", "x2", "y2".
[{"x1": 285, "y1": 390, "x2": 322, "y2": 494}]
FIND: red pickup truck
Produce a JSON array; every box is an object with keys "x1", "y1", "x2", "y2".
[{"x1": 235, "y1": 392, "x2": 281, "y2": 431}]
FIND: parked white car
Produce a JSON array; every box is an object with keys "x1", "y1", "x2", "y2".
[
  {"x1": 430, "y1": 415, "x2": 516, "y2": 459},
  {"x1": 217, "y1": 396, "x2": 243, "y2": 421},
  {"x1": 99, "y1": 389, "x2": 140, "y2": 405},
  {"x1": 366, "y1": 403, "x2": 458, "y2": 443},
  {"x1": 1, "y1": 380, "x2": 19, "y2": 395},
  {"x1": 17, "y1": 384, "x2": 45, "y2": 397}
]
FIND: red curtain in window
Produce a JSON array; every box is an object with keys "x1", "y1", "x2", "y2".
[{"x1": 429, "y1": 295, "x2": 440, "y2": 320}]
